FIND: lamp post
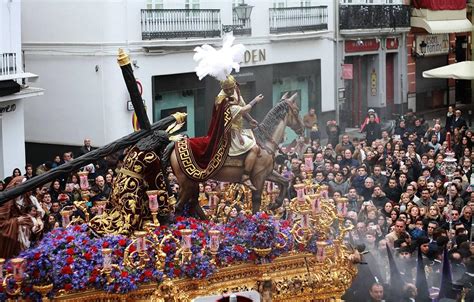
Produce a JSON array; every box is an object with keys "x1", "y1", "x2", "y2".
[{"x1": 222, "y1": 3, "x2": 253, "y2": 33}]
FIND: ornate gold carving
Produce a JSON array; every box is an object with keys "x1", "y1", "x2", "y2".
[
  {"x1": 53, "y1": 252, "x2": 357, "y2": 302},
  {"x1": 117, "y1": 48, "x2": 131, "y2": 66}
]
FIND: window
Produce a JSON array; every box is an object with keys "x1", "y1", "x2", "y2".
[
  {"x1": 185, "y1": 0, "x2": 200, "y2": 10},
  {"x1": 273, "y1": 0, "x2": 286, "y2": 8},
  {"x1": 146, "y1": 0, "x2": 163, "y2": 9},
  {"x1": 300, "y1": 1, "x2": 312, "y2": 6}
]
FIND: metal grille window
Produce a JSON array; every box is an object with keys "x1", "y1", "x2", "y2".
[{"x1": 339, "y1": 0, "x2": 404, "y2": 4}]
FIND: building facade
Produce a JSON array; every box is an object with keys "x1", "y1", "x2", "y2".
[
  {"x1": 408, "y1": 0, "x2": 472, "y2": 112},
  {"x1": 22, "y1": 0, "x2": 337, "y2": 164},
  {"x1": 337, "y1": 0, "x2": 411, "y2": 128},
  {"x1": 0, "y1": 0, "x2": 43, "y2": 179}
]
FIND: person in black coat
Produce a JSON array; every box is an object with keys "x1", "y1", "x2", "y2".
[
  {"x1": 452, "y1": 109, "x2": 468, "y2": 131},
  {"x1": 364, "y1": 115, "x2": 382, "y2": 145}
]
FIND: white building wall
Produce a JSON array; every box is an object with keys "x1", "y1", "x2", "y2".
[
  {"x1": 0, "y1": 100, "x2": 26, "y2": 178},
  {"x1": 22, "y1": 0, "x2": 337, "y2": 147},
  {"x1": 1, "y1": 0, "x2": 22, "y2": 68}
]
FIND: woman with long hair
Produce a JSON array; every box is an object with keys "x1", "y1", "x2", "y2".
[{"x1": 3, "y1": 168, "x2": 22, "y2": 187}]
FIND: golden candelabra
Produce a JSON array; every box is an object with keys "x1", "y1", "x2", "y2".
[
  {"x1": 0, "y1": 257, "x2": 25, "y2": 299},
  {"x1": 99, "y1": 248, "x2": 122, "y2": 284}
]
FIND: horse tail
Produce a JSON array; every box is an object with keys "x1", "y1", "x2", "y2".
[{"x1": 162, "y1": 141, "x2": 175, "y2": 168}]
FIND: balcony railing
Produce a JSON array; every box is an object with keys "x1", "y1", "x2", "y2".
[
  {"x1": 141, "y1": 9, "x2": 221, "y2": 40},
  {"x1": 232, "y1": 12, "x2": 251, "y2": 36},
  {"x1": 339, "y1": 5, "x2": 410, "y2": 31},
  {"x1": 269, "y1": 6, "x2": 328, "y2": 34},
  {"x1": 0, "y1": 53, "x2": 18, "y2": 77}
]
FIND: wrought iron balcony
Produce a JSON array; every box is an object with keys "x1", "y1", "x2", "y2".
[
  {"x1": 0, "y1": 53, "x2": 18, "y2": 77},
  {"x1": 141, "y1": 9, "x2": 221, "y2": 40},
  {"x1": 339, "y1": 4, "x2": 410, "y2": 31},
  {"x1": 232, "y1": 11, "x2": 251, "y2": 36},
  {"x1": 269, "y1": 6, "x2": 328, "y2": 34}
]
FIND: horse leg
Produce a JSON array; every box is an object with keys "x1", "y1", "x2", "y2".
[
  {"x1": 266, "y1": 170, "x2": 289, "y2": 210},
  {"x1": 252, "y1": 190, "x2": 262, "y2": 213}
]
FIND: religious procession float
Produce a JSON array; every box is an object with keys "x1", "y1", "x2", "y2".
[{"x1": 0, "y1": 36, "x2": 358, "y2": 301}]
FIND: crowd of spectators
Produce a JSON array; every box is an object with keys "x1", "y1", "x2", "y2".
[
  {"x1": 0, "y1": 138, "x2": 118, "y2": 259},
  {"x1": 1, "y1": 105, "x2": 474, "y2": 300}
]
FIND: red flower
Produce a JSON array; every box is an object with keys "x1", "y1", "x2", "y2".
[
  {"x1": 177, "y1": 224, "x2": 185, "y2": 230},
  {"x1": 66, "y1": 248, "x2": 75, "y2": 256},
  {"x1": 174, "y1": 268, "x2": 181, "y2": 276},
  {"x1": 66, "y1": 236, "x2": 75, "y2": 243},
  {"x1": 235, "y1": 245, "x2": 245, "y2": 254},
  {"x1": 61, "y1": 265, "x2": 73, "y2": 275},
  {"x1": 64, "y1": 283, "x2": 73, "y2": 291},
  {"x1": 249, "y1": 253, "x2": 256, "y2": 261},
  {"x1": 91, "y1": 246, "x2": 98, "y2": 253},
  {"x1": 258, "y1": 225, "x2": 267, "y2": 232},
  {"x1": 73, "y1": 225, "x2": 81, "y2": 232},
  {"x1": 33, "y1": 252, "x2": 41, "y2": 260},
  {"x1": 190, "y1": 223, "x2": 198, "y2": 230},
  {"x1": 82, "y1": 239, "x2": 89, "y2": 245},
  {"x1": 168, "y1": 262, "x2": 174, "y2": 268},
  {"x1": 197, "y1": 231, "x2": 205, "y2": 238},
  {"x1": 121, "y1": 271, "x2": 128, "y2": 278},
  {"x1": 144, "y1": 270, "x2": 153, "y2": 278},
  {"x1": 66, "y1": 256, "x2": 74, "y2": 265},
  {"x1": 129, "y1": 244, "x2": 136, "y2": 253},
  {"x1": 89, "y1": 276, "x2": 97, "y2": 283},
  {"x1": 102, "y1": 242, "x2": 109, "y2": 248},
  {"x1": 176, "y1": 216, "x2": 185, "y2": 222},
  {"x1": 114, "y1": 249, "x2": 123, "y2": 257},
  {"x1": 260, "y1": 213, "x2": 269, "y2": 219},
  {"x1": 162, "y1": 245, "x2": 171, "y2": 253},
  {"x1": 83, "y1": 252, "x2": 92, "y2": 261},
  {"x1": 118, "y1": 239, "x2": 127, "y2": 247}
]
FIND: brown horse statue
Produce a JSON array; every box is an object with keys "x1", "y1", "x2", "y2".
[{"x1": 168, "y1": 92, "x2": 304, "y2": 218}]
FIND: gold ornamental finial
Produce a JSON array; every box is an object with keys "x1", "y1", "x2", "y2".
[
  {"x1": 117, "y1": 48, "x2": 130, "y2": 66},
  {"x1": 172, "y1": 112, "x2": 187, "y2": 124}
]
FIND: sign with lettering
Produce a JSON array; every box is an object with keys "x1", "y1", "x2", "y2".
[
  {"x1": 0, "y1": 103, "x2": 16, "y2": 115},
  {"x1": 243, "y1": 49, "x2": 266, "y2": 64},
  {"x1": 415, "y1": 34, "x2": 449, "y2": 56},
  {"x1": 341, "y1": 64, "x2": 353, "y2": 80},
  {"x1": 370, "y1": 69, "x2": 377, "y2": 96},
  {"x1": 345, "y1": 39, "x2": 380, "y2": 53}
]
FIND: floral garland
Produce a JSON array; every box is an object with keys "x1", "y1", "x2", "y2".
[{"x1": 5, "y1": 213, "x2": 324, "y2": 300}]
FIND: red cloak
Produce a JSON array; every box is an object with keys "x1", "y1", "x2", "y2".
[{"x1": 175, "y1": 99, "x2": 233, "y2": 181}]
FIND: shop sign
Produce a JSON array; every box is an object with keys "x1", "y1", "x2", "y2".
[
  {"x1": 0, "y1": 103, "x2": 16, "y2": 115},
  {"x1": 370, "y1": 69, "x2": 377, "y2": 96},
  {"x1": 345, "y1": 39, "x2": 380, "y2": 53},
  {"x1": 386, "y1": 38, "x2": 399, "y2": 50},
  {"x1": 341, "y1": 64, "x2": 353, "y2": 80},
  {"x1": 415, "y1": 34, "x2": 449, "y2": 56},
  {"x1": 243, "y1": 49, "x2": 266, "y2": 64}
]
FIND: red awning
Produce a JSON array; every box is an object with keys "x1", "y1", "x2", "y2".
[{"x1": 412, "y1": 0, "x2": 466, "y2": 10}]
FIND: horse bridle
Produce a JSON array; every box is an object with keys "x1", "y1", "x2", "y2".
[
  {"x1": 256, "y1": 102, "x2": 302, "y2": 156},
  {"x1": 286, "y1": 102, "x2": 304, "y2": 136}
]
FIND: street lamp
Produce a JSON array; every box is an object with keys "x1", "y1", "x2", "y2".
[{"x1": 222, "y1": 3, "x2": 254, "y2": 33}]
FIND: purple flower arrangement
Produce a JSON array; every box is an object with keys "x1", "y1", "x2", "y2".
[{"x1": 9, "y1": 213, "x2": 324, "y2": 298}]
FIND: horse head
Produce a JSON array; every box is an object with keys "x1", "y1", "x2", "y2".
[{"x1": 282, "y1": 92, "x2": 304, "y2": 137}]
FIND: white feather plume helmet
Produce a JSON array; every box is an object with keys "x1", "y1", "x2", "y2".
[{"x1": 193, "y1": 34, "x2": 246, "y2": 81}]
